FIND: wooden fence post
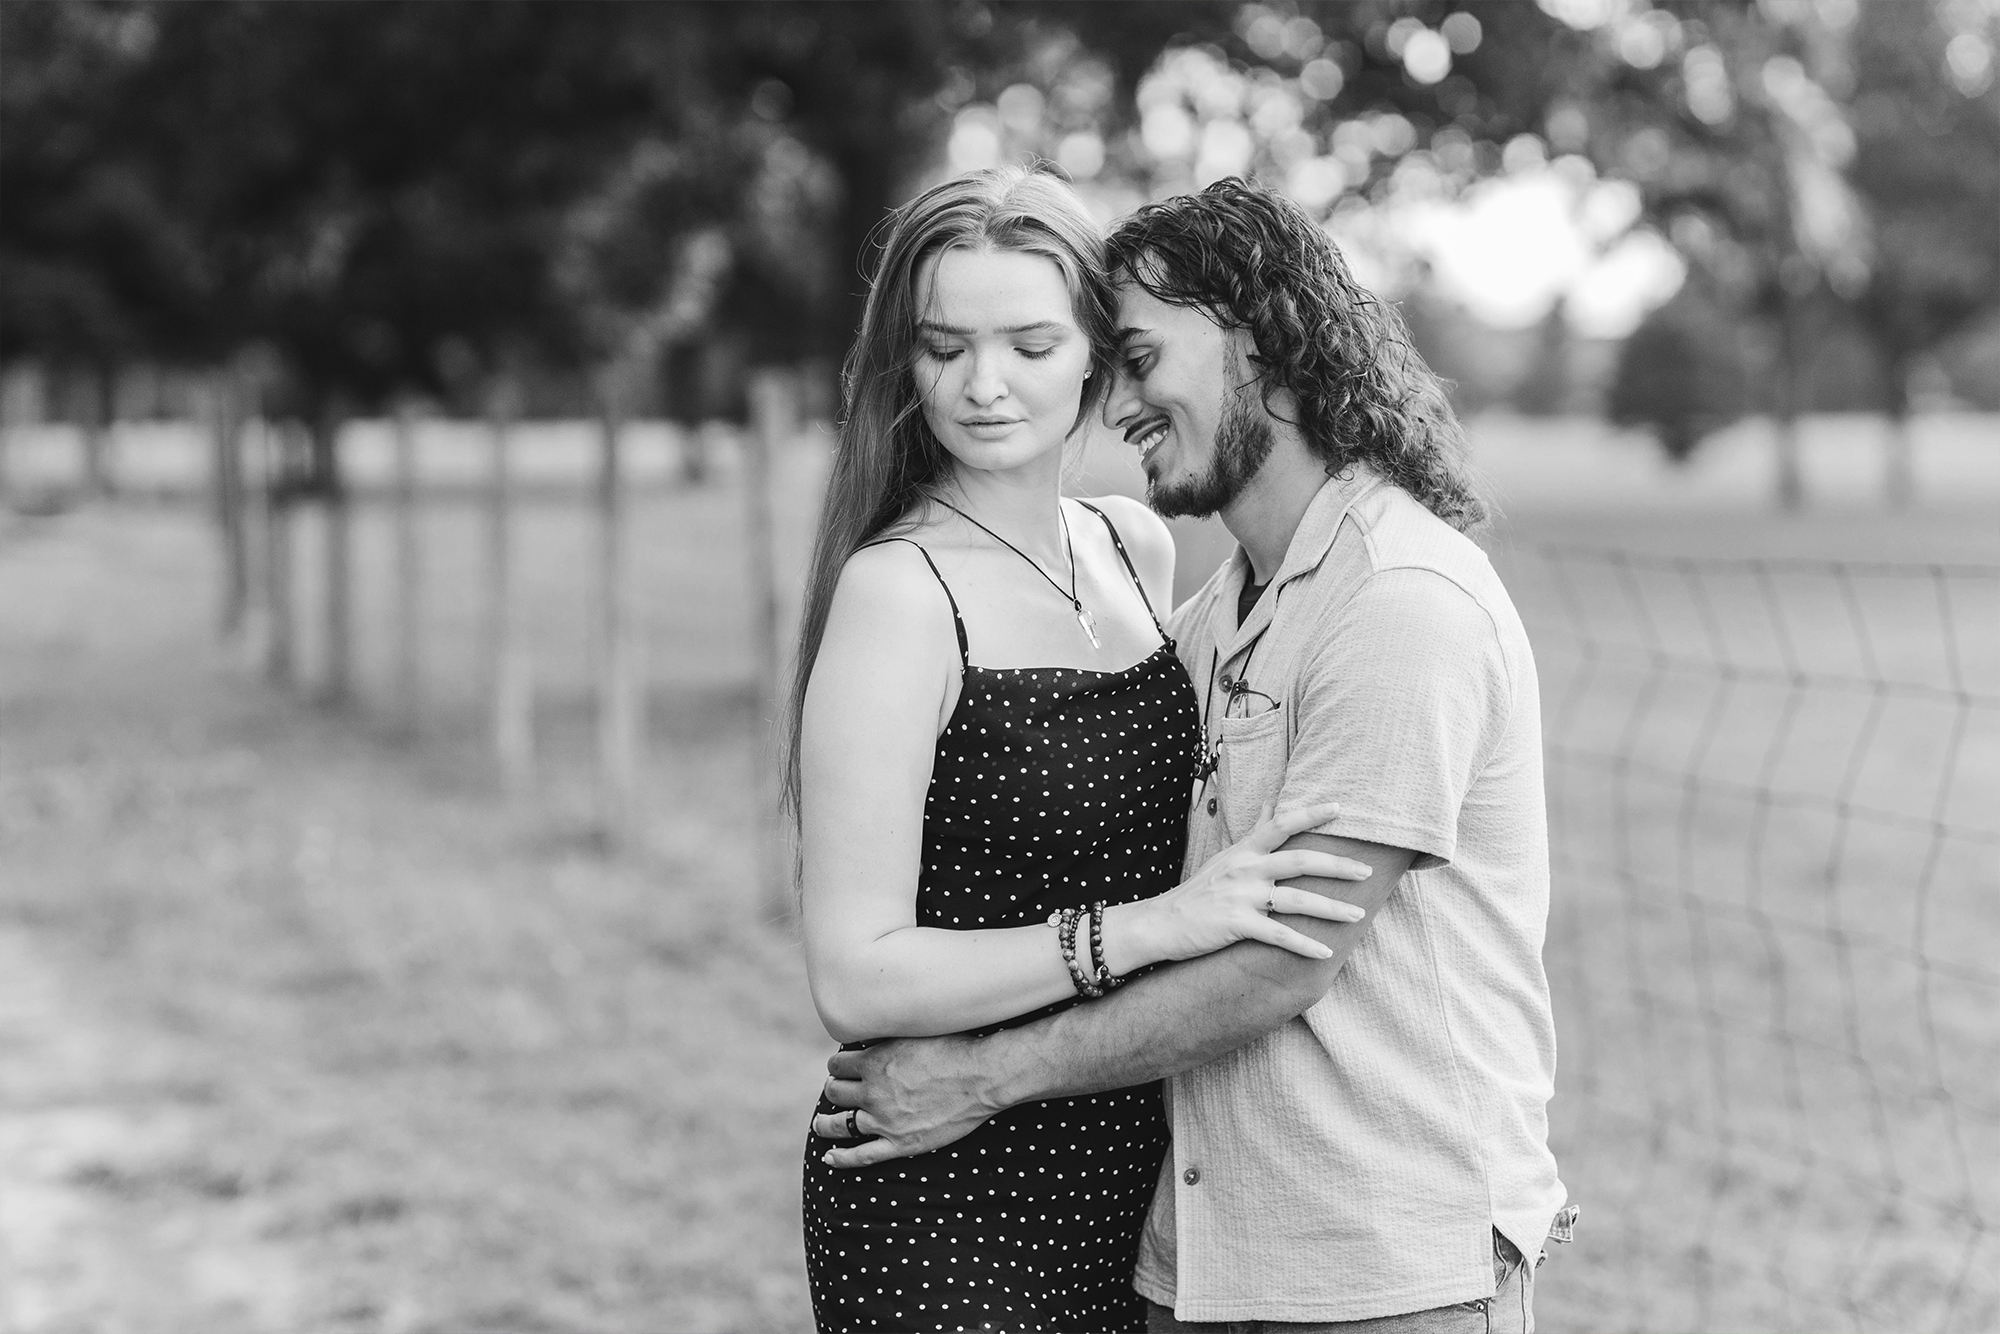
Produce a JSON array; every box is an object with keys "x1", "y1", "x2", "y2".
[
  {"x1": 391, "y1": 400, "x2": 423, "y2": 740},
  {"x1": 82, "y1": 364, "x2": 115, "y2": 499},
  {"x1": 263, "y1": 419, "x2": 296, "y2": 686},
  {"x1": 487, "y1": 380, "x2": 535, "y2": 794},
  {"x1": 316, "y1": 405, "x2": 353, "y2": 706},
  {"x1": 1772, "y1": 298, "x2": 1806, "y2": 512},
  {"x1": 0, "y1": 364, "x2": 29, "y2": 510},
  {"x1": 746, "y1": 368, "x2": 796, "y2": 917},
  {"x1": 1883, "y1": 383, "x2": 1916, "y2": 509},
  {"x1": 236, "y1": 403, "x2": 271, "y2": 671},
  {"x1": 594, "y1": 370, "x2": 643, "y2": 851},
  {"x1": 0, "y1": 367, "x2": 14, "y2": 509},
  {"x1": 210, "y1": 370, "x2": 250, "y2": 639}
]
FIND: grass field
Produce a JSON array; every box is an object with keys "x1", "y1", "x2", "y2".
[{"x1": 1, "y1": 414, "x2": 1995, "y2": 1332}]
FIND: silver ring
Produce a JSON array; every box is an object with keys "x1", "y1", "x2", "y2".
[
  {"x1": 1265, "y1": 892, "x2": 1275, "y2": 915},
  {"x1": 844, "y1": 1108, "x2": 861, "y2": 1138}
]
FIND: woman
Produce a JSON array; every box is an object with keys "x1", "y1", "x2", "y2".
[{"x1": 789, "y1": 164, "x2": 1371, "y2": 1333}]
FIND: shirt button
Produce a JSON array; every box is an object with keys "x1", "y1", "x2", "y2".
[
  {"x1": 1205, "y1": 797, "x2": 1217, "y2": 816},
  {"x1": 1183, "y1": 1167, "x2": 1201, "y2": 1186},
  {"x1": 1219, "y1": 675, "x2": 1233, "y2": 690}
]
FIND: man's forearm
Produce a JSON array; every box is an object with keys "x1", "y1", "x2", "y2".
[
  {"x1": 981, "y1": 834, "x2": 1415, "y2": 1107},
  {"x1": 815, "y1": 837, "x2": 1415, "y2": 1169},
  {"x1": 981, "y1": 938, "x2": 1314, "y2": 1105}
]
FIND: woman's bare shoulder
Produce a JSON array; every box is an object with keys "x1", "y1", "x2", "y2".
[
  {"x1": 1074, "y1": 493, "x2": 1173, "y2": 572},
  {"x1": 832, "y1": 538, "x2": 952, "y2": 622},
  {"x1": 810, "y1": 537, "x2": 959, "y2": 731}
]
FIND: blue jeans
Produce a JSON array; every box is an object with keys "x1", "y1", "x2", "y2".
[{"x1": 1145, "y1": 1231, "x2": 1535, "y2": 1334}]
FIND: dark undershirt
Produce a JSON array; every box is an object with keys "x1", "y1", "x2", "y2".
[{"x1": 1237, "y1": 578, "x2": 1269, "y2": 628}]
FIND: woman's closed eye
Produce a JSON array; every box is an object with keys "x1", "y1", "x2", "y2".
[{"x1": 919, "y1": 344, "x2": 1056, "y2": 362}]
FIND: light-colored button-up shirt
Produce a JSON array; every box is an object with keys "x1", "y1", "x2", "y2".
[{"x1": 1132, "y1": 465, "x2": 1567, "y2": 1323}]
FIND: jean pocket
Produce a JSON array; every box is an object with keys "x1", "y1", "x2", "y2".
[{"x1": 1492, "y1": 1229, "x2": 1526, "y2": 1291}]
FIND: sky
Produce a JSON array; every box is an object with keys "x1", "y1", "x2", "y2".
[{"x1": 1391, "y1": 163, "x2": 1688, "y2": 338}]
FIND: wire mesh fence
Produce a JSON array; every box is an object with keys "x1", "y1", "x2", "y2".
[{"x1": 1506, "y1": 546, "x2": 2000, "y2": 1334}]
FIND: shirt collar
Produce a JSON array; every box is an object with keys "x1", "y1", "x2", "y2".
[{"x1": 1207, "y1": 461, "x2": 1384, "y2": 659}]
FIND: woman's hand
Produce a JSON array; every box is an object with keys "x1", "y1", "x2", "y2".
[{"x1": 1109, "y1": 802, "x2": 1370, "y2": 968}]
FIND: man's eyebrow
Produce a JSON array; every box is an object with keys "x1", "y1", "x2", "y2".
[
  {"x1": 917, "y1": 320, "x2": 1069, "y2": 336},
  {"x1": 1116, "y1": 326, "x2": 1151, "y2": 342}
]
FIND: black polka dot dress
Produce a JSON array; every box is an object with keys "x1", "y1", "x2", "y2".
[{"x1": 803, "y1": 504, "x2": 1202, "y2": 1334}]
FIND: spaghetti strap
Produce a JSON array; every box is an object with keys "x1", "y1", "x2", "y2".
[
  {"x1": 1072, "y1": 500, "x2": 1168, "y2": 642},
  {"x1": 861, "y1": 537, "x2": 970, "y2": 670}
]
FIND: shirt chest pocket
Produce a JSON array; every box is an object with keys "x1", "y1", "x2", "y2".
[{"x1": 1213, "y1": 704, "x2": 1289, "y2": 844}]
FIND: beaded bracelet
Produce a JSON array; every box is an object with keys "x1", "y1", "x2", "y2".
[
  {"x1": 1050, "y1": 906, "x2": 1103, "y2": 999},
  {"x1": 1086, "y1": 901, "x2": 1126, "y2": 992},
  {"x1": 1064, "y1": 907, "x2": 1104, "y2": 999}
]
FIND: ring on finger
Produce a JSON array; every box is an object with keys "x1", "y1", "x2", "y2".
[
  {"x1": 845, "y1": 1108, "x2": 861, "y2": 1138},
  {"x1": 1265, "y1": 892, "x2": 1275, "y2": 915}
]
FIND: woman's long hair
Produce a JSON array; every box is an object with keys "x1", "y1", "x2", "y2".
[
  {"x1": 1106, "y1": 178, "x2": 1487, "y2": 531},
  {"x1": 783, "y1": 163, "x2": 1117, "y2": 841}
]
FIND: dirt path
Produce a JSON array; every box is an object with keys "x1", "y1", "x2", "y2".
[
  {"x1": 0, "y1": 928, "x2": 306, "y2": 1334},
  {"x1": 0, "y1": 511, "x2": 310, "y2": 1332},
  {"x1": 0, "y1": 504, "x2": 826, "y2": 1332}
]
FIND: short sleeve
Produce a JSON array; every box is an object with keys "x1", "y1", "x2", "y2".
[{"x1": 1278, "y1": 567, "x2": 1512, "y2": 869}]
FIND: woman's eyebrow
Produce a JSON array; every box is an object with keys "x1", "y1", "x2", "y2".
[{"x1": 917, "y1": 320, "x2": 1070, "y2": 336}]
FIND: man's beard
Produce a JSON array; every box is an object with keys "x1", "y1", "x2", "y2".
[{"x1": 1147, "y1": 385, "x2": 1275, "y2": 519}]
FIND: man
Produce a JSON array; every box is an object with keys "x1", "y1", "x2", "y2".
[{"x1": 815, "y1": 179, "x2": 1570, "y2": 1331}]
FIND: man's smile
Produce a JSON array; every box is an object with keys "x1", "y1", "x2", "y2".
[{"x1": 1127, "y1": 418, "x2": 1171, "y2": 467}]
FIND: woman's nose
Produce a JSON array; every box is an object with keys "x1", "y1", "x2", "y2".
[{"x1": 963, "y1": 351, "x2": 1007, "y2": 405}]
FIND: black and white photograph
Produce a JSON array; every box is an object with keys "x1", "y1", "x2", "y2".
[{"x1": 2, "y1": 1, "x2": 1996, "y2": 1331}]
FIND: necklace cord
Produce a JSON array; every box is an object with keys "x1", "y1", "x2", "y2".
[{"x1": 936, "y1": 499, "x2": 1084, "y2": 616}]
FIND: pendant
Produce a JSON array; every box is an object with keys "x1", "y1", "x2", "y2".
[{"x1": 1076, "y1": 607, "x2": 1101, "y2": 649}]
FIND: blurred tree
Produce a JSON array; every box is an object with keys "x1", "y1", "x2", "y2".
[
  {"x1": 3, "y1": 1, "x2": 679, "y2": 431},
  {"x1": 1517, "y1": 0, "x2": 1998, "y2": 500},
  {"x1": 1054, "y1": 1, "x2": 1588, "y2": 208},
  {"x1": 1514, "y1": 297, "x2": 1572, "y2": 416},
  {"x1": 561, "y1": 2, "x2": 966, "y2": 425},
  {"x1": 1, "y1": 0, "x2": 1617, "y2": 417},
  {"x1": 1551, "y1": 2, "x2": 1869, "y2": 503},
  {"x1": 25, "y1": 0, "x2": 1984, "y2": 482},
  {"x1": 1845, "y1": 0, "x2": 2000, "y2": 503},
  {"x1": 1607, "y1": 277, "x2": 1749, "y2": 463},
  {"x1": 0, "y1": 2, "x2": 219, "y2": 491},
  {"x1": 2, "y1": 0, "x2": 694, "y2": 700}
]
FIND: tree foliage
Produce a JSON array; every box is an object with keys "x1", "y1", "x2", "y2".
[
  {"x1": 1608, "y1": 277, "x2": 1749, "y2": 462},
  {"x1": 2, "y1": 0, "x2": 682, "y2": 415},
  {"x1": 1548, "y1": 0, "x2": 1997, "y2": 451},
  {"x1": 1846, "y1": 0, "x2": 2000, "y2": 414},
  {"x1": 4, "y1": 0, "x2": 1994, "y2": 446}
]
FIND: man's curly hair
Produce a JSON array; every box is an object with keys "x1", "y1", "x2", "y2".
[{"x1": 1106, "y1": 178, "x2": 1487, "y2": 531}]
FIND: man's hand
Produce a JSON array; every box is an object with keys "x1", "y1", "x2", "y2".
[{"x1": 810, "y1": 1035, "x2": 1001, "y2": 1169}]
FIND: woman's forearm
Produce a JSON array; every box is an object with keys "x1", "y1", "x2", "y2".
[
  {"x1": 808, "y1": 809, "x2": 1369, "y2": 1042},
  {"x1": 811, "y1": 902, "x2": 1160, "y2": 1043}
]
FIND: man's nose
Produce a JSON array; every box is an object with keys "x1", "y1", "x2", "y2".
[{"x1": 1100, "y1": 367, "x2": 1141, "y2": 432}]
